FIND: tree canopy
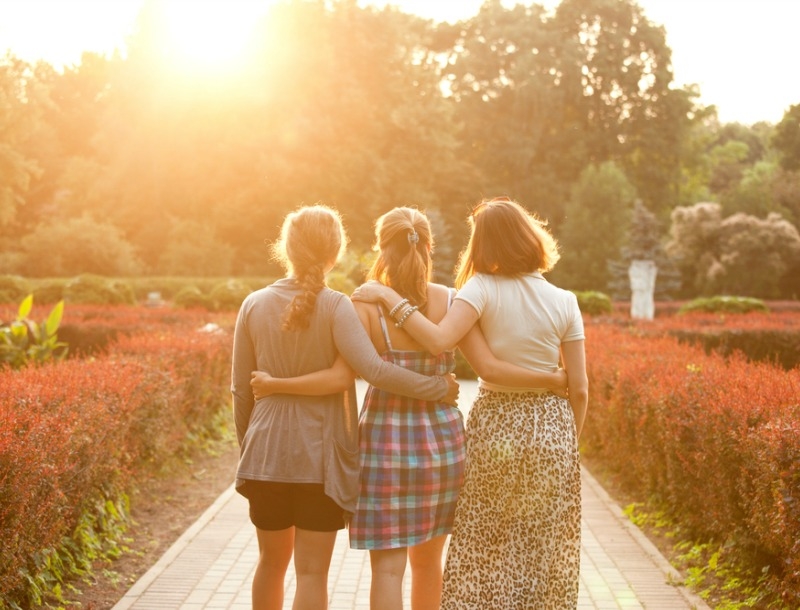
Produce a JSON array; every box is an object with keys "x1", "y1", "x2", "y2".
[{"x1": 0, "y1": 0, "x2": 798, "y2": 299}]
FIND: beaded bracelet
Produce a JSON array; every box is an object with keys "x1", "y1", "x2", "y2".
[
  {"x1": 391, "y1": 303, "x2": 412, "y2": 321},
  {"x1": 395, "y1": 305, "x2": 419, "y2": 328},
  {"x1": 388, "y1": 298, "x2": 410, "y2": 318}
]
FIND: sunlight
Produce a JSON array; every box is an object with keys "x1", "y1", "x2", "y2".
[{"x1": 159, "y1": 0, "x2": 272, "y2": 71}]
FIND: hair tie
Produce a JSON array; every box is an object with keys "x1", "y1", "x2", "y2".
[{"x1": 407, "y1": 231, "x2": 419, "y2": 245}]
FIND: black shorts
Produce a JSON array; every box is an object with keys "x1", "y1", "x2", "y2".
[{"x1": 239, "y1": 480, "x2": 346, "y2": 532}]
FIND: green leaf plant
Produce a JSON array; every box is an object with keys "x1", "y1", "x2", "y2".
[{"x1": 0, "y1": 294, "x2": 68, "y2": 369}]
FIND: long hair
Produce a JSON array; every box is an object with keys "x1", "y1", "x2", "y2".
[
  {"x1": 271, "y1": 204, "x2": 348, "y2": 330},
  {"x1": 367, "y1": 207, "x2": 432, "y2": 311},
  {"x1": 454, "y1": 197, "x2": 560, "y2": 289}
]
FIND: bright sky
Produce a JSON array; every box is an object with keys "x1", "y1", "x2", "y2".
[{"x1": 1, "y1": 0, "x2": 798, "y2": 125}]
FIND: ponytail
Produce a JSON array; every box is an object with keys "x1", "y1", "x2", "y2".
[{"x1": 367, "y1": 208, "x2": 432, "y2": 311}]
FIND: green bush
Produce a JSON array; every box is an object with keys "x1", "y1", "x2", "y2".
[
  {"x1": 64, "y1": 274, "x2": 136, "y2": 305},
  {"x1": 0, "y1": 275, "x2": 30, "y2": 304},
  {"x1": 19, "y1": 215, "x2": 144, "y2": 277},
  {"x1": 573, "y1": 290, "x2": 613, "y2": 315},
  {"x1": 679, "y1": 295, "x2": 769, "y2": 314},
  {"x1": 173, "y1": 286, "x2": 209, "y2": 310},
  {"x1": 32, "y1": 282, "x2": 65, "y2": 304},
  {"x1": 208, "y1": 279, "x2": 254, "y2": 311}
]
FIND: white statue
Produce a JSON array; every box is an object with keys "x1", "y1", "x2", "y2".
[{"x1": 629, "y1": 260, "x2": 657, "y2": 320}]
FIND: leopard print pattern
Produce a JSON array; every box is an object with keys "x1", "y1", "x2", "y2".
[{"x1": 440, "y1": 389, "x2": 581, "y2": 609}]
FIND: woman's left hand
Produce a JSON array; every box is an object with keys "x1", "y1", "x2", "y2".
[{"x1": 251, "y1": 370, "x2": 275, "y2": 400}]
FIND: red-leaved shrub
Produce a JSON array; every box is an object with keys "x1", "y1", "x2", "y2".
[
  {"x1": 0, "y1": 308, "x2": 233, "y2": 606},
  {"x1": 582, "y1": 319, "x2": 800, "y2": 604}
]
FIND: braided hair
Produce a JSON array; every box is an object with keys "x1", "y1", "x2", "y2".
[{"x1": 271, "y1": 205, "x2": 348, "y2": 331}]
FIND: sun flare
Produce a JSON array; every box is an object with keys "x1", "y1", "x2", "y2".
[{"x1": 159, "y1": 0, "x2": 272, "y2": 71}]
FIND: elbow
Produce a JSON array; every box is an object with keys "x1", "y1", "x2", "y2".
[
  {"x1": 427, "y1": 339, "x2": 454, "y2": 357},
  {"x1": 332, "y1": 375, "x2": 356, "y2": 393},
  {"x1": 568, "y1": 386, "x2": 589, "y2": 408}
]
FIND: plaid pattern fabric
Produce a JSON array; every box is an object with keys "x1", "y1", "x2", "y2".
[{"x1": 349, "y1": 317, "x2": 466, "y2": 550}]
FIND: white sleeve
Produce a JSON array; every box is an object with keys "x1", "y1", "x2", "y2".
[{"x1": 453, "y1": 275, "x2": 487, "y2": 317}]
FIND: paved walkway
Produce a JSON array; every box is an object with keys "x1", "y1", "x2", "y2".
[{"x1": 113, "y1": 381, "x2": 710, "y2": 610}]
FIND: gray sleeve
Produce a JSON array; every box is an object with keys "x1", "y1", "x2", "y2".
[
  {"x1": 231, "y1": 302, "x2": 256, "y2": 446},
  {"x1": 331, "y1": 296, "x2": 447, "y2": 401}
]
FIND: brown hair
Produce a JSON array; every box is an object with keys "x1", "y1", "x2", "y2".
[
  {"x1": 271, "y1": 204, "x2": 348, "y2": 330},
  {"x1": 454, "y1": 197, "x2": 560, "y2": 289},
  {"x1": 367, "y1": 207, "x2": 432, "y2": 310}
]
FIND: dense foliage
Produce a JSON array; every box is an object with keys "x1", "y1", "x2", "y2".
[
  {"x1": 0, "y1": 304, "x2": 233, "y2": 609},
  {"x1": 582, "y1": 314, "x2": 800, "y2": 607},
  {"x1": 1, "y1": 0, "x2": 798, "y2": 298}
]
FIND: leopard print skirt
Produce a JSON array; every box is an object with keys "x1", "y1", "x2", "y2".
[{"x1": 440, "y1": 389, "x2": 581, "y2": 609}]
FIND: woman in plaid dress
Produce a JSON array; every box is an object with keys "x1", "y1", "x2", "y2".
[{"x1": 253, "y1": 206, "x2": 567, "y2": 610}]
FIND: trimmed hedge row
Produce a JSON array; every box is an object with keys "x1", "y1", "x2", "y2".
[
  {"x1": 0, "y1": 307, "x2": 233, "y2": 608},
  {"x1": 582, "y1": 320, "x2": 800, "y2": 606}
]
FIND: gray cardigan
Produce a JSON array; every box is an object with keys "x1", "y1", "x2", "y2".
[{"x1": 231, "y1": 279, "x2": 447, "y2": 514}]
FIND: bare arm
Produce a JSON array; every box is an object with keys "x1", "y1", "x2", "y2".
[
  {"x1": 458, "y1": 325, "x2": 568, "y2": 396},
  {"x1": 351, "y1": 281, "x2": 478, "y2": 355},
  {"x1": 333, "y1": 294, "x2": 460, "y2": 405},
  {"x1": 561, "y1": 339, "x2": 588, "y2": 438},
  {"x1": 251, "y1": 355, "x2": 356, "y2": 399}
]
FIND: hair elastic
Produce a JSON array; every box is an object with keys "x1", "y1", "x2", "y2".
[{"x1": 408, "y1": 231, "x2": 419, "y2": 245}]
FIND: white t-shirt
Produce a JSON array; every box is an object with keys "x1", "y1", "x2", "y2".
[{"x1": 455, "y1": 272, "x2": 584, "y2": 392}]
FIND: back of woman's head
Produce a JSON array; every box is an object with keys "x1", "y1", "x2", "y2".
[
  {"x1": 367, "y1": 207, "x2": 432, "y2": 310},
  {"x1": 272, "y1": 204, "x2": 348, "y2": 330},
  {"x1": 454, "y1": 197, "x2": 560, "y2": 288}
]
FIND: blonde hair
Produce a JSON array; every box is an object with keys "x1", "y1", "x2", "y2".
[
  {"x1": 367, "y1": 207, "x2": 432, "y2": 310},
  {"x1": 454, "y1": 197, "x2": 560, "y2": 289},
  {"x1": 272, "y1": 204, "x2": 348, "y2": 330}
]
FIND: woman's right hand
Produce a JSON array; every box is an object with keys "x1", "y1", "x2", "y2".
[{"x1": 441, "y1": 373, "x2": 460, "y2": 406}]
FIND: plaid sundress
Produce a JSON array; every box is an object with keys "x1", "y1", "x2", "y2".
[{"x1": 349, "y1": 308, "x2": 466, "y2": 550}]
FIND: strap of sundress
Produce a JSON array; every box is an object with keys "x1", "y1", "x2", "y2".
[{"x1": 377, "y1": 306, "x2": 393, "y2": 352}]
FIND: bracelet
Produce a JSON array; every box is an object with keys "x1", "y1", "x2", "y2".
[
  {"x1": 388, "y1": 298, "x2": 410, "y2": 318},
  {"x1": 392, "y1": 303, "x2": 412, "y2": 319},
  {"x1": 395, "y1": 305, "x2": 419, "y2": 328}
]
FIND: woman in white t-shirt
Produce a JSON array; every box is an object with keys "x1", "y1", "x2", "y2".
[{"x1": 352, "y1": 197, "x2": 588, "y2": 609}]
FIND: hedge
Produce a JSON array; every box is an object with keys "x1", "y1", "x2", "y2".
[
  {"x1": 0, "y1": 306, "x2": 233, "y2": 608},
  {"x1": 582, "y1": 319, "x2": 800, "y2": 606}
]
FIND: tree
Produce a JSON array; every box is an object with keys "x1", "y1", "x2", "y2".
[
  {"x1": 666, "y1": 202, "x2": 800, "y2": 298},
  {"x1": 0, "y1": 55, "x2": 44, "y2": 227},
  {"x1": 157, "y1": 218, "x2": 235, "y2": 277},
  {"x1": 607, "y1": 199, "x2": 680, "y2": 299},
  {"x1": 439, "y1": 0, "x2": 700, "y2": 228},
  {"x1": 17, "y1": 215, "x2": 143, "y2": 277},
  {"x1": 773, "y1": 103, "x2": 800, "y2": 171},
  {"x1": 722, "y1": 160, "x2": 783, "y2": 219},
  {"x1": 553, "y1": 161, "x2": 635, "y2": 291}
]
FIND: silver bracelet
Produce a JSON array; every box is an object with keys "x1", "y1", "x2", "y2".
[
  {"x1": 389, "y1": 298, "x2": 410, "y2": 318},
  {"x1": 395, "y1": 305, "x2": 419, "y2": 328},
  {"x1": 392, "y1": 303, "x2": 412, "y2": 321}
]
